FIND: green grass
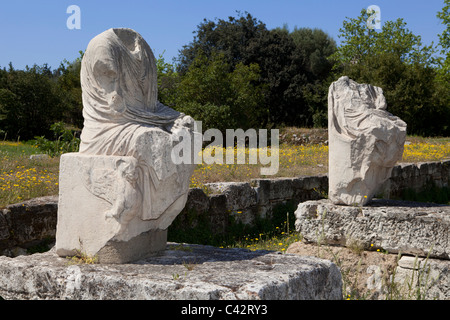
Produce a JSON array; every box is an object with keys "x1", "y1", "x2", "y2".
[
  {"x1": 1, "y1": 132, "x2": 449, "y2": 208},
  {"x1": 0, "y1": 141, "x2": 41, "y2": 156},
  {"x1": 0, "y1": 141, "x2": 60, "y2": 208}
]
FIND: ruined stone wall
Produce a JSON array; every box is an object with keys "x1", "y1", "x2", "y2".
[
  {"x1": 381, "y1": 160, "x2": 450, "y2": 198},
  {"x1": 1, "y1": 160, "x2": 448, "y2": 255}
]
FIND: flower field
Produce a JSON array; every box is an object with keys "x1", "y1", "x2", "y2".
[
  {"x1": 190, "y1": 137, "x2": 450, "y2": 188},
  {"x1": 0, "y1": 142, "x2": 59, "y2": 207},
  {"x1": 1, "y1": 135, "x2": 449, "y2": 208}
]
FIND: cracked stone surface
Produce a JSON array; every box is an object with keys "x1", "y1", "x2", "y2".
[{"x1": 0, "y1": 243, "x2": 342, "y2": 300}]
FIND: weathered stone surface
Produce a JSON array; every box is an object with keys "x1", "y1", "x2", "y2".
[
  {"x1": 0, "y1": 243, "x2": 342, "y2": 300},
  {"x1": 328, "y1": 76, "x2": 407, "y2": 206},
  {"x1": 56, "y1": 153, "x2": 185, "y2": 263},
  {"x1": 0, "y1": 196, "x2": 58, "y2": 253},
  {"x1": 268, "y1": 178, "x2": 295, "y2": 200},
  {"x1": 295, "y1": 199, "x2": 450, "y2": 259},
  {"x1": 205, "y1": 182, "x2": 258, "y2": 211},
  {"x1": 381, "y1": 160, "x2": 450, "y2": 199},
  {"x1": 394, "y1": 255, "x2": 450, "y2": 300},
  {"x1": 29, "y1": 154, "x2": 50, "y2": 161},
  {"x1": 184, "y1": 188, "x2": 210, "y2": 214}
]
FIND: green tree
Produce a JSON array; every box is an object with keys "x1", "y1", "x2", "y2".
[
  {"x1": 332, "y1": 8, "x2": 448, "y2": 136},
  {"x1": 0, "y1": 63, "x2": 65, "y2": 140},
  {"x1": 289, "y1": 27, "x2": 337, "y2": 80},
  {"x1": 437, "y1": 0, "x2": 450, "y2": 75},
  {"x1": 174, "y1": 51, "x2": 266, "y2": 132},
  {"x1": 56, "y1": 51, "x2": 84, "y2": 129},
  {"x1": 156, "y1": 53, "x2": 179, "y2": 107},
  {"x1": 177, "y1": 12, "x2": 312, "y2": 127},
  {"x1": 287, "y1": 27, "x2": 337, "y2": 127},
  {"x1": 332, "y1": 9, "x2": 435, "y2": 70},
  {"x1": 178, "y1": 12, "x2": 267, "y2": 74}
]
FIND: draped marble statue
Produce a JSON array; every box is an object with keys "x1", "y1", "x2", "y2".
[
  {"x1": 328, "y1": 76, "x2": 407, "y2": 206},
  {"x1": 56, "y1": 28, "x2": 195, "y2": 263}
]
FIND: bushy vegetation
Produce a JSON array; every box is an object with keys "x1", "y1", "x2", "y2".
[
  {"x1": 1, "y1": 4, "x2": 449, "y2": 140},
  {"x1": 164, "y1": 12, "x2": 337, "y2": 131},
  {"x1": 159, "y1": 6, "x2": 450, "y2": 136},
  {"x1": 331, "y1": 9, "x2": 450, "y2": 136},
  {"x1": 34, "y1": 121, "x2": 80, "y2": 157},
  {"x1": 0, "y1": 53, "x2": 83, "y2": 141}
]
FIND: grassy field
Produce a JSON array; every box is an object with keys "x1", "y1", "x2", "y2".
[
  {"x1": 0, "y1": 141, "x2": 60, "y2": 207},
  {"x1": 190, "y1": 132, "x2": 450, "y2": 188},
  {"x1": 1, "y1": 129, "x2": 449, "y2": 208}
]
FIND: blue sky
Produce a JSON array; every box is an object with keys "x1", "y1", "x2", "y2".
[{"x1": 0, "y1": 0, "x2": 446, "y2": 70}]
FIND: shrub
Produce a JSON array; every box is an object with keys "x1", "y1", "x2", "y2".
[{"x1": 34, "y1": 122, "x2": 80, "y2": 157}]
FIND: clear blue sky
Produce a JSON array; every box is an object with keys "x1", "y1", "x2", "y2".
[{"x1": 0, "y1": 0, "x2": 446, "y2": 70}]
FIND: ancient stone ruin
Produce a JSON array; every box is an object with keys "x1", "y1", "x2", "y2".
[
  {"x1": 294, "y1": 77, "x2": 450, "y2": 299},
  {"x1": 55, "y1": 28, "x2": 196, "y2": 263},
  {"x1": 327, "y1": 76, "x2": 407, "y2": 206},
  {"x1": 2, "y1": 43, "x2": 448, "y2": 299}
]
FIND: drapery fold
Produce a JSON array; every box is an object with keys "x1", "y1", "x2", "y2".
[{"x1": 79, "y1": 28, "x2": 186, "y2": 220}]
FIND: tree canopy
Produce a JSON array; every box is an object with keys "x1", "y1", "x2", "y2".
[
  {"x1": 331, "y1": 8, "x2": 449, "y2": 136},
  {"x1": 176, "y1": 12, "x2": 336, "y2": 128},
  {"x1": 1, "y1": 6, "x2": 449, "y2": 140}
]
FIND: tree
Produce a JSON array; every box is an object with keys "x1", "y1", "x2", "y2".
[
  {"x1": 0, "y1": 63, "x2": 65, "y2": 140},
  {"x1": 177, "y1": 12, "x2": 312, "y2": 128},
  {"x1": 156, "y1": 53, "x2": 179, "y2": 107},
  {"x1": 332, "y1": 8, "x2": 448, "y2": 136},
  {"x1": 289, "y1": 27, "x2": 337, "y2": 81},
  {"x1": 174, "y1": 51, "x2": 266, "y2": 132},
  {"x1": 56, "y1": 51, "x2": 84, "y2": 128},
  {"x1": 333, "y1": 9, "x2": 435, "y2": 70},
  {"x1": 177, "y1": 12, "x2": 267, "y2": 74},
  {"x1": 437, "y1": 0, "x2": 450, "y2": 75},
  {"x1": 287, "y1": 27, "x2": 337, "y2": 127}
]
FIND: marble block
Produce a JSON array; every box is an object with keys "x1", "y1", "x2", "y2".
[
  {"x1": 328, "y1": 76, "x2": 407, "y2": 206},
  {"x1": 56, "y1": 152, "x2": 192, "y2": 263}
]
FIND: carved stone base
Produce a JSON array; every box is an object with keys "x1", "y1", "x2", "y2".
[
  {"x1": 96, "y1": 229, "x2": 167, "y2": 263},
  {"x1": 55, "y1": 153, "x2": 176, "y2": 263},
  {"x1": 0, "y1": 243, "x2": 343, "y2": 300}
]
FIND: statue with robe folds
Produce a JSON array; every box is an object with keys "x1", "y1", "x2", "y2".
[
  {"x1": 55, "y1": 28, "x2": 195, "y2": 263},
  {"x1": 328, "y1": 76, "x2": 406, "y2": 206}
]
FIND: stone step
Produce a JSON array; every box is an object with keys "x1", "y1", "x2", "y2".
[
  {"x1": 295, "y1": 199, "x2": 450, "y2": 260},
  {"x1": 0, "y1": 243, "x2": 342, "y2": 300}
]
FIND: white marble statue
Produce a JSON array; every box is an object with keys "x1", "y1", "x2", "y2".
[
  {"x1": 328, "y1": 76, "x2": 407, "y2": 206},
  {"x1": 56, "y1": 28, "x2": 195, "y2": 263}
]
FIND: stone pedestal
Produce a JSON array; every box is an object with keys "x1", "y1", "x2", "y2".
[
  {"x1": 56, "y1": 153, "x2": 174, "y2": 263},
  {"x1": 294, "y1": 199, "x2": 450, "y2": 259},
  {"x1": 294, "y1": 199, "x2": 450, "y2": 299},
  {"x1": 0, "y1": 243, "x2": 342, "y2": 300}
]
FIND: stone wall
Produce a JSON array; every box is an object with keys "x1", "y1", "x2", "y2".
[
  {"x1": 175, "y1": 176, "x2": 328, "y2": 235},
  {"x1": 381, "y1": 160, "x2": 450, "y2": 199},
  {"x1": 0, "y1": 196, "x2": 58, "y2": 256},
  {"x1": 174, "y1": 160, "x2": 449, "y2": 237},
  {"x1": 1, "y1": 160, "x2": 449, "y2": 256},
  {"x1": 294, "y1": 199, "x2": 450, "y2": 300}
]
